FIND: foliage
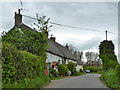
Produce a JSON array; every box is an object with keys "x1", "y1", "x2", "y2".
[
  {"x1": 2, "y1": 16, "x2": 51, "y2": 88},
  {"x1": 79, "y1": 68, "x2": 83, "y2": 72},
  {"x1": 83, "y1": 66, "x2": 103, "y2": 72},
  {"x1": 58, "y1": 64, "x2": 69, "y2": 76},
  {"x1": 99, "y1": 40, "x2": 118, "y2": 71},
  {"x1": 2, "y1": 16, "x2": 51, "y2": 57},
  {"x1": 100, "y1": 69, "x2": 119, "y2": 89},
  {"x1": 2, "y1": 28, "x2": 48, "y2": 56},
  {"x1": 67, "y1": 62, "x2": 75, "y2": 72},
  {"x1": 3, "y1": 75, "x2": 50, "y2": 88},
  {"x1": 99, "y1": 53, "x2": 118, "y2": 71},
  {"x1": 57, "y1": 60, "x2": 60, "y2": 66},
  {"x1": 115, "y1": 64, "x2": 120, "y2": 85},
  {"x1": 2, "y1": 42, "x2": 48, "y2": 87},
  {"x1": 49, "y1": 69, "x2": 59, "y2": 77},
  {"x1": 72, "y1": 68, "x2": 79, "y2": 76}
]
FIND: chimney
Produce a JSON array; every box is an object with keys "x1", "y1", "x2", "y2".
[
  {"x1": 50, "y1": 34, "x2": 56, "y2": 41},
  {"x1": 65, "y1": 43, "x2": 69, "y2": 49},
  {"x1": 15, "y1": 9, "x2": 22, "y2": 27}
]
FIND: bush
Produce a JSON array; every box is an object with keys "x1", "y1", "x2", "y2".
[
  {"x1": 84, "y1": 66, "x2": 103, "y2": 72},
  {"x1": 67, "y1": 62, "x2": 75, "y2": 72},
  {"x1": 73, "y1": 68, "x2": 80, "y2": 76},
  {"x1": 2, "y1": 42, "x2": 48, "y2": 87},
  {"x1": 100, "y1": 69, "x2": 119, "y2": 89},
  {"x1": 58, "y1": 64, "x2": 69, "y2": 76},
  {"x1": 49, "y1": 69, "x2": 59, "y2": 77},
  {"x1": 115, "y1": 64, "x2": 120, "y2": 85},
  {"x1": 2, "y1": 75, "x2": 50, "y2": 88},
  {"x1": 79, "y1": 68, "x2": 83, "y2": 72}
]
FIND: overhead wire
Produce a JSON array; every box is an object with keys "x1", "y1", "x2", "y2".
[
  {"x1": 2, "y1": 16, "x2": 15, "y2": 31},
  {"x1": 22, "y1": 14, "x2": 103, "y2": 33},
  {"x1": 18, "y1": 1, "x2": 118, "y2": 37}
]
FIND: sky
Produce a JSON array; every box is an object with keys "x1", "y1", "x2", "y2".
[{"x1": 0, "y1": 0, "x2": 120, "y2": 63}]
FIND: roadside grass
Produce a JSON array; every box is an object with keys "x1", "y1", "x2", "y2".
[
  {"x1": 100, "y1": 69, "x2": 120, "y2": 89},
  {"x1": 71, "y1": 72, "x2": 86, "y2": 76},
  {"x1": 3, "y1": 75, "x2": 50, "y2": 88},
  {"x1": 50, "y1": 76, "x2": 64, "y2": 80}
]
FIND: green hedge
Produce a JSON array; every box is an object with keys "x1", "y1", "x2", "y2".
[
  {"x1": 116, "y1": 64, "x2": 120, "y2": 85},
  {"x1": 2, "y1": 42, "x2": 48, "y2": 88},
  {"x1": 3, "y1": 75, "x2": 50, "y2": 88},
  {"x1": 84, "y1": 66, "x2": 103, "y2": 72},
  {"x1": 58, "y1": 64, "x2": 69, "y2": 76}
]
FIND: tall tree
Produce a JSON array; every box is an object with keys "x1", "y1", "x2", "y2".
[{"x1": 99, "y1": 40, "x2": 118, "y2": 70}]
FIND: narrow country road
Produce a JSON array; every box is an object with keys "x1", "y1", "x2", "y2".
[{"x1": 43, "y1": 74, "x2": 110, "y2": 88}]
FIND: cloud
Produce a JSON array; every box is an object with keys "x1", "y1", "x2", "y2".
[{"x1": 1, "y1": 2, "x2": 118, "y2": 60}]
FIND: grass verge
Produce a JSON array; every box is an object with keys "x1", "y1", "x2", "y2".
[
  {"x1": 50, "y1": 76, "x2": 64, "y2": 80},
  {"x1": 2, "y1": 75, "x2": 51, "y2": 88},
  {"x1": 100, "y1": 69, "x2": 120, "y2": 89}
]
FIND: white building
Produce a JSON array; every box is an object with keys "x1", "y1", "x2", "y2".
[{"x1": 46, "y1": 36, "x2": 83, "y2": 73}]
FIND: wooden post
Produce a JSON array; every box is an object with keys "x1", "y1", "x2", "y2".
[{"x1": 105, "y1": 30, "x2": 107, "y2": 40}]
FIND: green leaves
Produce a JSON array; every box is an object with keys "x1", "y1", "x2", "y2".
[
  {"x1": 2, "y1": 15, "x2": 51, "y2": 87},
  {"x1": 67, "y1": 62, "x2": 75, "y2": 72},
  {"x1": 2, "y1": 42, "x2": 46, "y2": 85},
  {"x1": 58, "y1": 64, "x2": 69, "y2": 76},
  {"x1": 99, "y1": 40, "x2": 118, "y2": 71}
]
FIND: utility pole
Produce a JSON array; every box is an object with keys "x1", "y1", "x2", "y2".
[{"x1": 105, "y1": 30, "x2": 108, "y2": 40}]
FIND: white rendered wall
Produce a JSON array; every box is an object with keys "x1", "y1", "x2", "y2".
[{"x1": 46, "y1": 52, "x2": 63, "y2": 64}]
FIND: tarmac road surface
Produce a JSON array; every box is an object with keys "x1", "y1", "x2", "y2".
[{"x1": 43, "y1": 74, "x2": 110, "y2": 89}]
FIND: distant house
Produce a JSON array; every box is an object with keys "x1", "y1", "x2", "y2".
[{"x1": 10, "y1": 9, "x2": 83, "y2": 75}]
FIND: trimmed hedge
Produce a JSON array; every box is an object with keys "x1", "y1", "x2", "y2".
[
  {"x1": 84, "y1": 66, "x2": 103, "y2": 72},
  {"x1": 2, "y1": 42, "x2": 47, "y2": 87},
  {"x1": 58, "y1": 64, "x2": 69, "y2": 76}
]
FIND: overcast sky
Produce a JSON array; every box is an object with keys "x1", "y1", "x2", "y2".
[{"x1": 0, "y1": 1, "x2": 119, "y2": 63}]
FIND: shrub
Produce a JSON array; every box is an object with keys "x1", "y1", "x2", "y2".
[
  {"x1": 72, "y1": 68, "x2": 80, "y2": 76},
  {"x1": 79, "y1": 68, "x2": 83, "y2": 72},
  {"x1": 49, "y1": 69, "x2": 59, "y2": 77},
  {"x1": 115, "y1": 64, "x2": 120, "y2": 85},
  {"x1": 2, "y1": 42, "x2": 47, "y2": 87},
  {"x1": 58, "y1": 64, "x2": 69, "y2": 76},
  {"x1": 67, "y1": 62, "x2": 75, "y2": 72},
  {"x1": 84, "y1": 66, "x2": 103, "y2": 72}
]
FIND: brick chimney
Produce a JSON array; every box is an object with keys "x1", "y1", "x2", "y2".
[
  {"x1": 65, "y1": 43, "x2": 69, "y2": 49},
  {"x1": 50, "y1": 34, "x2": 56, "y2": 41},
  {"x1": 15, "y1": 9, "x2": 22, "y2": 27}
]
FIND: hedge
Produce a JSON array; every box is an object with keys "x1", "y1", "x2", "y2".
[
  {"x1": 2, "y1": 42, "x2": 47, "y2": 87},
  {"x1": 84, "y1": 66, "x2": 103, "y2": 72},
  {"x1": 116, "y1": 64, "x2": 120, "y2": 85}
]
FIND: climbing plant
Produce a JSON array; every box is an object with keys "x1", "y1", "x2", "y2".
[{"x1": 99, "y1": 40, "x2": 118, "y2": 71}]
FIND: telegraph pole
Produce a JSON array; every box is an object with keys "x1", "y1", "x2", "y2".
[{"x1": 105, "y1": 30, "x2": 108, "y2": 40}]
